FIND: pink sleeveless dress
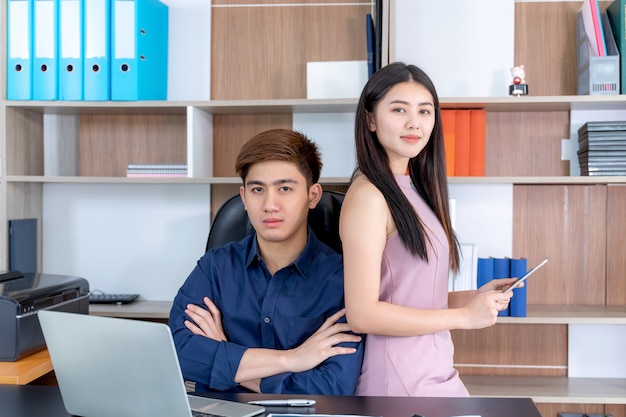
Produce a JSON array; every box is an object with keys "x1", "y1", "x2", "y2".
[{"x1": 355, "y1": 175, "x2": 469, "y2": 397}]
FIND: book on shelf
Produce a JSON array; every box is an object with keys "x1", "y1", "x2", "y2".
[
  {"x1": 509, "y1": 258, "x2": 528, "y2": 317},
  {"x1": 450, "y1": 243, "x2": 478, "y2": 292},
  {"x1": 577, "y1": 121, "x2": 626, "y2": 175},
  {"x1": 454, "y1": 110, "x2": 471, "y2": 176},
  {"x1": 476, "y1": 256, "x2": 531, "y2": 317},
  {"x1": 469, "y1": 109, "x2": 486, "y2": 177},
  {"x1": 580, "y1": 0, "x2": 607, "y2": 56},
  {"x1": 366, "y1": 13, "x2": 375, "y2": 78},
  {"x1": 493, "y1": 257, "x2": 511, "y2": 316},
  {"x1": 607, "y1": 0, "x2": 626, "y2": 93},
  {"x1": 441, "y1": 109, "x2": 456, "y2": 177},
  {"x1": 126, "y1": 163, "x2": 187, "y2": 177},
  {"x1": 444, "y1": 109, "x2": 486, "y2": 177}
]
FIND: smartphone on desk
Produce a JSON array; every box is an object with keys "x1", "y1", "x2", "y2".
[{"x1": 504, "y1": 258, "x2": 549, "y2": 293}]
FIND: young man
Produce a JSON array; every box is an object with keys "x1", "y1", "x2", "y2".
[{"x1": 169, "y1": 129, "x2": 364, "y2": 395}]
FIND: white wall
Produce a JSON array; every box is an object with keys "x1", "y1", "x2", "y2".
[
  {"x1": 449, "y1": 183, "x2": 513, "y2": 258},
  {"x1": 42, "y1": 183, "x2": 211, "y2": 300}
]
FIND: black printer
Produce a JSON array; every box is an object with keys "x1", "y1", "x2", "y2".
[{"x1": 0, "y1": 271, "x2": 89, "y2": 361}]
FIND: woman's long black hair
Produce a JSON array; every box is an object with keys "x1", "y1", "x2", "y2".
[{"x1": 354, "y1": 62, "x2": 460, "y2": 272}]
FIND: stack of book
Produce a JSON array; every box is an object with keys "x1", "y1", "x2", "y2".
[
  {"x1": 441, "y1": 109, "x2": 487, "y2": 177},
  {"x1": 578, "y1": 121, "x2": 626, "y2": 176},
  {"x1": 126, "y1": 164, "x2": 187, "y2": 178}
]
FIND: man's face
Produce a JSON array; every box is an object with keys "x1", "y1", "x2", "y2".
[{"x1": 240, "y1": 160, "x2": 320, "y2": 248}]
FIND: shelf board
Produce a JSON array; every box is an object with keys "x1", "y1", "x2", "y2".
[
  {"x1": 6, "y1": 95, "x2": 626, "y2": 114},
  {"x1": 497, "y1": 305, "x2": 626, "y2": 324},
  {"x1": 4, "y1": 98, "x2": 358, "y2": 115},
  {"x1": 4, "y1": 175, "x2": 352, "y2": 185},
  {"x1": 6, "y1": 175, "x2": 626, "y2": 186},
  {"x1": 462, "y1": 375, "x2": 626, "y2": 404}
]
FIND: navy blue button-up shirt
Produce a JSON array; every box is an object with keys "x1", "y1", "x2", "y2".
[{"x1": 169, "y1": 229, "x2": 364, "y2": 395}]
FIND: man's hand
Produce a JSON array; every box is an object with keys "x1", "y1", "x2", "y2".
[
  {"x1": 284, "y1": 309, "x2": 361, "y2": 373},
  {"x1": 184, "y1": 297, "x2": 227, "y2": 342}
]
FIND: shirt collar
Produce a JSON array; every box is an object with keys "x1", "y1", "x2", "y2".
[{"x1": 244, "y1": 227, "x2": 323, "y2": 280}]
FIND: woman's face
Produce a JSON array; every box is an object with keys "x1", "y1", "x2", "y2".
[{"x1": 366, "y1": 81, "x2": 435, "y2": 174}]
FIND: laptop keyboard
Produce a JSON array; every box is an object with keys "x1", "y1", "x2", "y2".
[
  {"x1": 88, "y1": 293, "x2": 139, "y2": 304},
  {"x1": 192, "y1": 411, "x2": 226, "y2": 417}
]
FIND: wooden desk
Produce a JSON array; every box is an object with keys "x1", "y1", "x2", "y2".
[
  {"x1": 0, "y1": 384, "x2": 542, "y2": 417},
  {"x1": 0, "y1": 349, "x2": 53, "y2": 385},
  {"x1": 89, "y1": 300, "x2": 172, "y2": 320}
]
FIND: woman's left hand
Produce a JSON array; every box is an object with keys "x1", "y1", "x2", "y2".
[{"x1": 478, "y1": 277, "x2": 521, "y2": 293}]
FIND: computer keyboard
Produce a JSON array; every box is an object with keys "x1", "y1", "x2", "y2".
[{"x1": 88, "y1": 293, "x2": 139, "y2": 304}]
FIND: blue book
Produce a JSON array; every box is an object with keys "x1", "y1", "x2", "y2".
[
  {"x1": 476, "y1": 257, "x2": 494, "y2": 288},
  {"x1": 493, "y1": 257, "x2": 511, "y2": 316},
  {"x1": 58, "y1": 0, "x2": 83, "y2": 100},
  {"x1": 366, "y1": 13, "x2": 375, "y2": 78},
  {"x1": 111, "y1": 0, "x2": 168, "y2": 100},
  {"x1": 509, "y1": 258, "x2": 528, "y2": 317},
  {"x1": 32, "y1": 0, "x2": 59, "y2": 100},
  {"x1": 7, "y1": 0, "x2": 34, "y2": 100},
  {"x1": 83, "y1": 0, "x2": 111, "y2": 100}
]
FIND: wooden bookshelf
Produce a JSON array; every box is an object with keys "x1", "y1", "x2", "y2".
[{"x1": 1, "y1": 1, "x2": 625, "y2": 415}]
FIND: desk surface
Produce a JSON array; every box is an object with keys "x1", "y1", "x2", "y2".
[
  {"x1": 1, "y1": 385, "x2": 542, "y2": 417},
  {"x1": 0, "y1": 349, "x2": 53, "y2": 385}
]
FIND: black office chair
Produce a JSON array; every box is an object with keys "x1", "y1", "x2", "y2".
[{"x1": 205, "y1": 190, "x2": 345, "y2": 254}]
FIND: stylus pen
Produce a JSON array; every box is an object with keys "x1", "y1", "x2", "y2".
[{"x1": 247, "y1": 399, "x2": 316, "y2": 407}]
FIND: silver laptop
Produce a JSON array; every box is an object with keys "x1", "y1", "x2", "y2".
[{"x1": 38, "y1": 310, "x2": 265, "y2": 417}]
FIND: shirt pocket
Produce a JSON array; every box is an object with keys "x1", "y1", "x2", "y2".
[{"x1": 287, "y1": 315, "x2": 325, "y2": 347}]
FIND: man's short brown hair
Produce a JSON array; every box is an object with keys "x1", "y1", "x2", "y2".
[{"x1": 235, "y1": 129, "x2": 323, "y2": 187}]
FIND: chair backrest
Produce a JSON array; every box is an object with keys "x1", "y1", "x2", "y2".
[{"x1": 206, "y1": 190, "x2": 345, "y2": 254}]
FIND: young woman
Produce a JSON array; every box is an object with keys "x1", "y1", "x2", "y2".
[{"x1": 340, "y1": 62, "x2": 518, "y2": 397}]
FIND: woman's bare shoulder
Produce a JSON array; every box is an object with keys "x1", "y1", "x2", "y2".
[{"x1": 343, "y1": 175, "x2": 387, "y2": 213}]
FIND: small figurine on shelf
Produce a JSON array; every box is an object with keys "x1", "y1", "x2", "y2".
[{"x1": 509, "y1": 65, "x2": 528, "y2": 96}]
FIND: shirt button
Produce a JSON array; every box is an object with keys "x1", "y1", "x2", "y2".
[{"x1": 264, "y1": 317, "x2": 270, "y2": 324}]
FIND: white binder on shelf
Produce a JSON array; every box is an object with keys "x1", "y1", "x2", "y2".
[
  {"x1": 7, "y1": 0, "x2": 34, "y2": 100},
  {"x1": 83, "y1": 0, "x2": 111, "y2": 100},
  {"x1": 33, "y1": 0, "x2": 59, "y2": 100},
  {"x1": 58, "y1": 0, "x2": 83, "y2": 100}
]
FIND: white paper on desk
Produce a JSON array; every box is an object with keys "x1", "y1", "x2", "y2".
[{"x1": 267, "y1": 415, "x2": 380, "y2": 417}]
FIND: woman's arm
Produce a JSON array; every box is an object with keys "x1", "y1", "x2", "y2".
[{"x1": 340, "y1": 178, "x2": 513, "y2": 336}]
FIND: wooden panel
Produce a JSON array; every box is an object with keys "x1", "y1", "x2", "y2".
[
  {"x1": 452, "y1": 324, "x2": 567, "y2": 377},
  {"x1": 211, "y1": 2, "x2": 369, "y2": 99},
  {"x1": 5, "y1": 108, "x2": 44, "y2": 176},
  {"x1": 536, "y1": 403, "x2": 606, "y2": 417},
  {"x1": 486, "y1": 111, "x2": 570, "y2": 177},
  {"x1": 606, "y1": 185, "x2": 626, "y2": 306},
  {"x1": 605, "y1": 404, "x2": 626, "y2": 417},
  {"x1": 514, "y1": 2, "x2": 580, "y2": 96},
  {"x1": 211, "y1": 185, "x2": 241, "y2": 223},
  {"x1": 212, "y1": 114, "x2": 292, "y2": 177},
  {"x1": 78, "y1": 114, "x2": 186, "y2": 177},
  {"x1": 513, "y1": 185, "x2": 607, "y2": 305}
]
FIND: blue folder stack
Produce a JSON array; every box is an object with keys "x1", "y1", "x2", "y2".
[{"x1": 5, "y1": 0, "x2": 169, "y2": 101}]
